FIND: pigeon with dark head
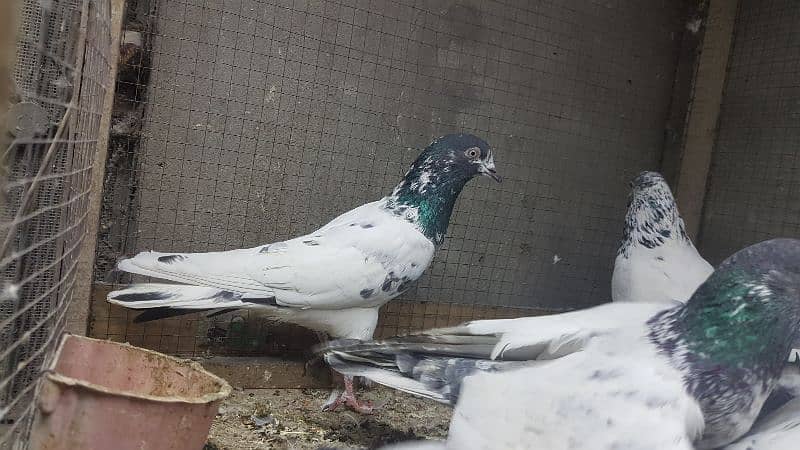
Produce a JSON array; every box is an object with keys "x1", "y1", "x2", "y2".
[
  {"x1": 323, "y1": 239, "x2": 800, "y2": 449},
  {"x1": 107, "y1": 133, "x2": 500, "y2": 413},
  {"x1": 612, "y1": 171, "x2": 713, "y2": 304}
]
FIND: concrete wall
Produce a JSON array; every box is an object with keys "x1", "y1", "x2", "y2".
[
  {"x1": 700, "y1": 0, "x2": 800, "y2": 263},
  {"x1": 107, "y1": 0, "x2": 690, "y2": 310}
]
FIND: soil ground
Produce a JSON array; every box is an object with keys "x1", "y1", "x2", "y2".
[{"x1": 206, "y1": 386, "x2": 451, "y2": 450}]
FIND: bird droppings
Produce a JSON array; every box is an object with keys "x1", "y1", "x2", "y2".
[{"x1": 207, "y1": 386, "x2": 450, "y2": 449}]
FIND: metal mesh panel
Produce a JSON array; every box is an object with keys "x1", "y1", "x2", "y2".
[
  {"x1": 0, "y1": 0, "x2": 112, "y2": 446},
  {"x1": 700, "y1": 0, "x2": 800, "y2": 263},
  {"x1": 91, "y1": 0, "x2": 691, "y2": 356}
]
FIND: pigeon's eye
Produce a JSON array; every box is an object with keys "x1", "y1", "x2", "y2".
[{"x1": 465, "y1": 147, "x2": 481, "y2": 160}]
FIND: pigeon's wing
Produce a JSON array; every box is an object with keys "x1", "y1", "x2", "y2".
[
  {"x1": 322, "y1": 302, "x2": 669, "y2": 404},
  {"x1": 725, "y1": 364, "x2": 800, "y2": 450},
  {"x1": 447, "y1": 347, "x2": 705, "y2": 450},
  {"x1": 113, "y1": 201, "x2": 434, "y2": 310}
]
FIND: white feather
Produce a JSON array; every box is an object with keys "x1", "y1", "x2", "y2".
[{"x1": 109, "y1": 200, "x2": 432, "y2": 339}]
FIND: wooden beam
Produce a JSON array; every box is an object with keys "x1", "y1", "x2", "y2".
[
  {"x1": 674, "y1": 0, "x2": 740, "y2": 241},
  {"x1": 66, "y1": 0, "x2": 127, "y2": 334},
  {"x1": 0, "y1": 0, "x2": 18, "y2": 209}
]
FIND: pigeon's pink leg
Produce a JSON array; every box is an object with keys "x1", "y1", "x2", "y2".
[{"x1": 321, "y1": 375, "x2": 375, "y2": 414}]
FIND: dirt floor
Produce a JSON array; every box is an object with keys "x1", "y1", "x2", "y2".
[{"x1": 206, "y1": 386, "x2": 451, "y2": 450}]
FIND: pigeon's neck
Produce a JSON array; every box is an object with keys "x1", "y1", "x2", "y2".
[
  {"x1": 648, "y1": 270, "x2": 800, "y2": 417},
  {"x1": 383, "y1": 164, "x2": 469, "y2": 245},
  {"x1": 618, "y1": 188, "x2": 689, "y2": 257}
]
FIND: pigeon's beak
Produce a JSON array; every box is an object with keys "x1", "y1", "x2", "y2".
[
  {"x1": 483, "y1": 166, "x2": 502, "y2": 183},
  {"x1": 480, "y1": 155, "x2": 502, "y2": 183}
]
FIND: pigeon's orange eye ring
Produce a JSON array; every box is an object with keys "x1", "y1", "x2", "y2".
[{"x1": 465, "y1": 147, "x2": 480, "y2": 160}]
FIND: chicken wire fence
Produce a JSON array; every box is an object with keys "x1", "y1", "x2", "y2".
[
  {"x1": 0, "y1": 0, "x2": 112, "y2": 446},
  {"x1": 89, "y1": 0, "x2": 697, "y2": 358},
  {"x1": 699, "y1": 0, "x2": 800, "y2": 264}
]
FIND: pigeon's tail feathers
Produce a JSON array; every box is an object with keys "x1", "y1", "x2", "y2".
[
  {"x1": 324, "y1": 351, "x2": 452, "y2": 404},
  {"x1": 107, "y1": 283, "x2": 268, "y2": 310},
  {"x1": 321, "y1": 335, "x2": 526, "y2": 405},
  {"x1": 131, "y1": 306, "x2": 240, "y2": 323},
  {"x1": 115, "y1": 249, "x2": 265, "y2": 293},
  {"x1": 317, "y1": 331, "x2": 500, "y2": 359}
]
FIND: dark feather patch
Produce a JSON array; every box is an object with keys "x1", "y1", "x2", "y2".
[
  {"x1": 302, "y1": 240, "x2": 320, "y2": 246},
  {"x1": 360, "y1": 288, "x2": 374, "y2": 299},
  {"x1": 133, "y1": 307, "x2": 241, "y2": 323},
  {"x1": 113, "y1": 291, "x2": 172, "y2": 302},
  {"x1": 134, "y1": 307, "x2": 202, "y2": 323},
  {"x1": 157, "y1": 254, "x2": 186, "y2": 264},
  {"x1": 206, "y1": 308, "x2": 240, "y2": 318}
]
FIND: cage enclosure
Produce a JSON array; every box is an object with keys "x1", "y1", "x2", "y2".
[
  {"x1": 3, "y1": 0, "x2": 800, "y2": 448},
  {"x1": 88, "y1": 0, "x2": 697, "y2": 362}
]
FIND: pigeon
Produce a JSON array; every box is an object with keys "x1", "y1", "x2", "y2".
[
  {"x1": 613, "y1": 171, "x2": 800, "y2": 357},
  {"x1": 107, "y1": 133, "x2": 501, "y2": 413},
  {"x1": 612, "y1": 171, "x2": 714, "y2": 304},
  {"x1": 322, "y1": 238, "x2": 800, "y2": 449}
]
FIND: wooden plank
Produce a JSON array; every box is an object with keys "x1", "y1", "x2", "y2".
[
  {"x1": 0, "y1": 0, "x2": 18, "y2": 209},
  {"x1": 66, "y1": 0, "x2": 127, "y2": 334},
  {"x1": 674, "y1": 0, "x2": 740, "y2": 240},
  {"x1": 199, "y1": 357, "x2": 332, "y2": 389}
]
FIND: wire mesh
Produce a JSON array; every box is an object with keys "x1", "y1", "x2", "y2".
[
  {"x1": 700, "y1": 0, "x2": 800, "y2": 263},
  {"x1": 90, "y1": 0, "x2": 694, "y2": 356},
  {"x1": 0, "y1": 0, "x2": 112, "y2": 446}
]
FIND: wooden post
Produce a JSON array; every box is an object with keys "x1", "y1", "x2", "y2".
[
  {"x1": 66, "y1": 0, "x2": 127, "y2": 335},
  {"x1": 674, "y1": 0, "x2": 740, "y2": 241},
  {"x1": 0, "y1": 0, "x2": 18, "y2": 210}
]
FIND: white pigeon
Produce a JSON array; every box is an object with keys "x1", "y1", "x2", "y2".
[
  {"x1": 612, "y1": 171, "x2": 713, "y2": 304},
  {"x1": 323, "y1": 239, "x2": 800, "y2": 449},
  {"x1": 107, "y1": 133, "x2": 501, "y2": 412}
]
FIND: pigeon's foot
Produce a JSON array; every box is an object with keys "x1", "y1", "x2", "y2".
[
  {"x1": 321, "y1": 389, "x2": 342, "y2": 411},
  {"x1": 321, "y1": 376, "x2": 376, "y2": 414}
]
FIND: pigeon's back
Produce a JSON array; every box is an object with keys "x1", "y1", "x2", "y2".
[{"x1": 446, "y1": 328, "x2": 705, "y2": 450}]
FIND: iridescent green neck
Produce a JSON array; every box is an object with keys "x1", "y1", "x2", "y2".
[
  {"x1": 384, "y1": 171, "x2": 469, "y2": 245},
  {"x1": 653, "y1": 270, "x2": 799, "y2": 369}
]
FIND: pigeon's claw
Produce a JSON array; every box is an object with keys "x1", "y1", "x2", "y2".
[
  {"x1": 321, "y1": 375, "x2": 376, "y2": 414},
  {"x1": 321, "y1": 389, "x2": 343, "y2": 411}
]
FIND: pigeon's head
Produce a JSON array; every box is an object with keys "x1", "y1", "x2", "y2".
[
  {"x1": 387, "y1": 133, "x2": 499, "y2": 244},
  {"x1": 411, "y1": 133, "x2": 501, "y2": 184},
  {"x1": 618, "y1": 170, "x2": 686, "y2": 255},
  {"x1": 629, "y1": 171, "x2": 666, "y2": 190}
]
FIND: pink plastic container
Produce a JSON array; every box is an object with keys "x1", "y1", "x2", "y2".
[{"x1": 29, "y1": 334, "x2": 231, "y2": 450}]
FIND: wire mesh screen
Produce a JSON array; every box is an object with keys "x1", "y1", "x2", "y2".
[
  {"x1": 0, "y1": 0, "x2": 112, "y2": 445},
  {"x1": 700, "y1": 0, "x2": 800, "y2": 263},
  {"x1": 91, "y1": 0, "x2": 692, "y2": 355}
]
